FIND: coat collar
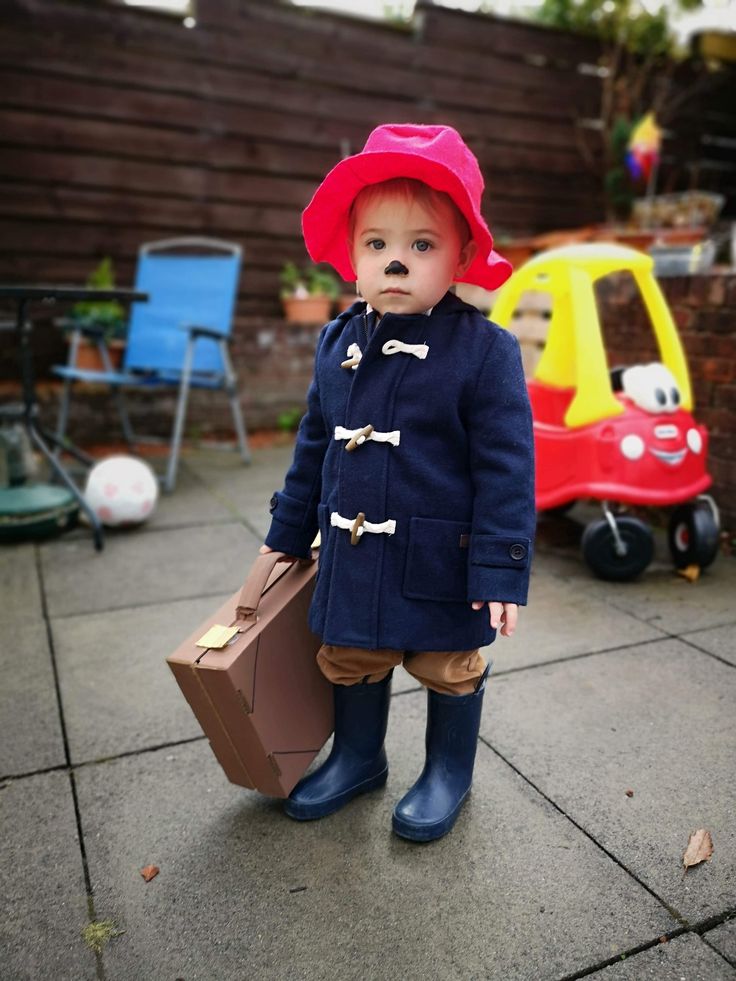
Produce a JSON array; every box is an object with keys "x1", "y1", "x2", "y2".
[{"x1": 364, "y1": 290, "x2": 467, "y2": 325}]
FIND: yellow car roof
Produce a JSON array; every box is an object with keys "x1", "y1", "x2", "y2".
[
  {"x1": 491, "y1": 242, "x2": 691, "y2": 427},
  {"x1": 519, "y1": 243, "x2": 654, "y2": 281}
]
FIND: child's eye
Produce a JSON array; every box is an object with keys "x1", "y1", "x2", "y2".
[
  {"x1": 413, "y1": 240, "x2": 433, "y2": 253},
  {"x1": 366, "y1": 239, "x2": 385, "y2": 251}
]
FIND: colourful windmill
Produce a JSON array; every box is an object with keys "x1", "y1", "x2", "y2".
[{"x1": 626, "y1": 112, "x2": 662, "y2": 184}]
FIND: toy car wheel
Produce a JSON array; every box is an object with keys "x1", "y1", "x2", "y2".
[
  {"x1": 581, "y1": 517, "x2": 654, "y2": 582},
  {"x1": 667, "y1": 503, "x2": 720, "y2": 569}
]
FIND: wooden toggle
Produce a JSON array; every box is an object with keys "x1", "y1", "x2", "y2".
[
  {"x1": 350, "y1": 512, "x2": 366, "y2": 545},
  {"x1": 345, "y1": 424, "x2": 374, "y2": 451},
  {"x1": 341, "y1": 354, "x2": 362, "y2": 370}
]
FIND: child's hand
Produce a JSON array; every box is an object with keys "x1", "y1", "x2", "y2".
[{"x1": 470, "y1": 600, "x2": 518, "y2": 637}]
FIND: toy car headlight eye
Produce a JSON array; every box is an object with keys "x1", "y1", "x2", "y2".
[
  {"x1": 687, "y1": 428, "x2": 702, "y2": 453},
  {"x1": 621, "y1": 363, "x2": 679, "y2": 415},
  {"x1": 620, "y1": 434, "x2": 645, "y2": 460}
]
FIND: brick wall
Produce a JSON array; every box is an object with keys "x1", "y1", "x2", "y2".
[{"x1": 597, "y1": 270, "x2": 735, "y2": 534}]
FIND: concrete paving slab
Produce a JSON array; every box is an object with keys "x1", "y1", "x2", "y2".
[
  {"x1": 536, "y1": 508, "x2": 736, "y2": 637},
  {"x1": 183, "y1": 444, "x2": 294, "y2": 491},
  {"x1": 392, "y1": 665, "x2": 423, "y2": 694},
  {"x1": 184, "y1": 445, "x2": 295, "y2": 541},
  {"x1": 482, "y1": 639, "x2": 736, "y2": 924},
  {"x1": 144, "y1": 463, "x2": 236, "y2": 529},
  {"x1": 0, "y1": 771, "x2": 96, "y2": 980},
  {"x1": 558, "y1": 552, "x2": 736, "y2": 636},
  {"x1": 706, "y1": 919, "x2": 736, "y2": 966},
  {"x1": 585, "y1": 933, "x2": 736, "y2": 979},
  {"x1": 682, "y1": 624, "x2": 736, "y2": 668},
  {"x1": 0, "y1": 541, "x2": 42, "y2": 627},
  {"x1": 484, "y1": 553, "x2": 666, "y2": 673},
  {"x1": 40, "y1": 521, "x2": 260, "y2": 617},
  {"x1": 52, "y1": 593, "x2": 232, "y2": 763},
  {"x1": 0, "y1": 623, "x2": 66, "y2": 778},
  {"x1": 602, "y1": 561, "x2": 736, "y2": 636},
  {"x1": 54, "y1": 457, "x2": 237, "y2": 537},
  {"x1": 76, "y1": 693, "x2": 675, "y2": 981}
]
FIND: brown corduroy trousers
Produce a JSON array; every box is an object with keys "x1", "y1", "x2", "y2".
[{"x1": 316, "y1": 644, "x2": 486, "y2": 696}]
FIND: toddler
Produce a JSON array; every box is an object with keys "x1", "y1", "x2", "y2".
[{"x1": 262, "y1": 123, "x2": 535, "y2": 841}]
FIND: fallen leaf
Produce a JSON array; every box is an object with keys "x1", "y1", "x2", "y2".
[
  {"x1": 625, "y1": 789, "x2": 634, "y2": 798},
  {"x1": 659, "y1": 936, "x2": 668, "y2": 944},
  {"x1": 677, "y1": 564, "x2": 700, "y2": 582},
  {"x1": 140, "y1": 864, "x2": 160, "y2": 882},
  {"x1": 683, "y1": 829, "x2": 713, "y2": 870}
]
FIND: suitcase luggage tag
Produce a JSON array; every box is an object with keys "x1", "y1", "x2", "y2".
[{"x1": 193, "y1": 554, "x2": 300, "y2": 653}]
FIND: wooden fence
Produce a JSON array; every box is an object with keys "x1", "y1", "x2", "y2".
[
  {"x1": 0, "y1": 0, "x2": 733, "y2": 500},
  {"x1": 2, "y1": 0, "x2": 732, "y2": 325}
]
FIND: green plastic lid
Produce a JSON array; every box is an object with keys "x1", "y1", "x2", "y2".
[{"x1": 0, "y1": 483, "x2": 79, "y2": 542}]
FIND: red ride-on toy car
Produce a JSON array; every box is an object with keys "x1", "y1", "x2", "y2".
[{"x1": 491, "y1": 243, "x2": 720, "y2": 581}]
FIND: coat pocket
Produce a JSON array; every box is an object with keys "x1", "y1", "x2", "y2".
[{"x1": 402, "y1": 517, "x2": 471, "y2": 603}]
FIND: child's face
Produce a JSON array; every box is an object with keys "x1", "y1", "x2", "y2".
[{"x1": 349, "y1": 191, "x2": 476, "y2": 316}]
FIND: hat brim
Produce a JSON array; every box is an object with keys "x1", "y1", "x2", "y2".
[{"x1": 302, "y1": 151, "x2": 512, "y2": 291}]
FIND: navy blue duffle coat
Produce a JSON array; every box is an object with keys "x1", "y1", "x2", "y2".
[{"x1": 265, "y1": 290, "x2": 536, "y2": 652}]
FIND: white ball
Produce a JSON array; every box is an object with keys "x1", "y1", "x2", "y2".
[{"x1": 84, "y1": 455, "x2": 159, "y2": 527}]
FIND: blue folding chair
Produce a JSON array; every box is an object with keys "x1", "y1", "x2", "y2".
[{"x1": 54, "y1": 237, "x2": 251, "y2": 491}]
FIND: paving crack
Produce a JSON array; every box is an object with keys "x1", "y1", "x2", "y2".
[
  {"x1": 35, "y1": 545, "x2": 106, "y2": 980},
  {"x1": 479, "y1": 734, "x2": 689, "y2": 930}
]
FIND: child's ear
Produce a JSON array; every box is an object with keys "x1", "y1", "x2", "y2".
[{"x1": 454, "y1": 240, "x2": 477, "y2": 279}]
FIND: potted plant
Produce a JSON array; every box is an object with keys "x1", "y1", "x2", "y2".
[
  {"x1": 336, "y1": 282, "x2": 361, "y2": 314},
  {"x1": 280, "y1": 261, "x2": 339, "y2": 324},
  {"x1": 62, "y1": 257, "x2": 127, "y2": 371}
]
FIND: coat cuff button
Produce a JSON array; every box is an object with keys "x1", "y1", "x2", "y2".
[
  {"x1": 509, "y1": 543, "x2": 526, "y2": 561},
  {"x1": 269, "y1": 494, "x2": 278, "y2": 513}
]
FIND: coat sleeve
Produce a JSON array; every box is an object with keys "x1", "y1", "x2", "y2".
[
  {"x1": 466, "y1": 326, "x2": 536, "y2": 605},
  {"x1": 264, "y1": 325, "x2": 330, "y2": 559}
]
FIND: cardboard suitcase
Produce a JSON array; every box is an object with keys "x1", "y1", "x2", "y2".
[{"x1": 167, "y1": 550, "x2": 333, "y2": 797}]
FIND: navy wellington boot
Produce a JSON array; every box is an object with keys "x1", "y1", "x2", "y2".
[
  {"x1": 284, "y1": 672, "x2": 392, "y2": 820},
  {"x1": 392, "y1": 668, "x2": 489, "y2": 842}
]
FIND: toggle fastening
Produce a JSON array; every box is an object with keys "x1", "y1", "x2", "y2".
[
  {"x1": 331, "y1": 511, "x2": 397, "y2": 544},
  {"x1": 382, "y1": 339, "x2": 429, "y2": 359},
  {"x1": 341, "y1": 342, "x2": 363, "y2": 370},
  {"x1": 334, "y1": 426, "x2": 401, "y2": 448},
  {"x1": 345, "y1": 424, "x2": 374, "y2": 451},
  {"x1": 350, "y1": 512, "x2": 366, "y2": 545}
]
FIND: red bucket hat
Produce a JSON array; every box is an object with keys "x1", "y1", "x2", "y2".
[{"x1": 302, "y1": 123, "x2": 512, "y2": 291}]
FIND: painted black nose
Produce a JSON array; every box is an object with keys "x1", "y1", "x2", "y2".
[{"x1": 384, "y1": 259, "x2": 409, "y2": 276}]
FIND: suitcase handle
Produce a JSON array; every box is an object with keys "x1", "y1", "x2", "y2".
[{"x1": 236, "y1": 551, "x2": 311, "y2": 622}]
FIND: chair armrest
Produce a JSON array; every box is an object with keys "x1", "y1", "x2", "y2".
[{"x1": 178, "y1": 323, "x2": 228, "y2": 341}]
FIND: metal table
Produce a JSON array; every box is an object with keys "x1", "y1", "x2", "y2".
[{"x1": 0, "y1": 285, "x2": 148, "y2": 550}]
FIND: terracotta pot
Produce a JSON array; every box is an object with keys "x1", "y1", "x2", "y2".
[
  {"x1": 336, "y1": 293, "x2": 359, "y2": 313},
  {"x1": 74, "y1": 339, "x2": 125, "y2": 372},
  {"x1": 282, "y1": 296, "x2": 332, "y2": 324},
  {"x1": 595, "y1": 227, "x2": 707, "y2": 252},
  {"x1": 602, "y1": 230, "x2": 655, "y2": 252}
]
